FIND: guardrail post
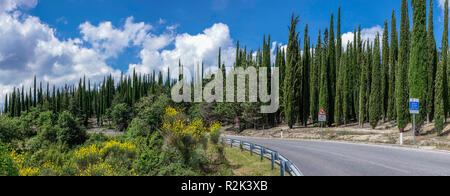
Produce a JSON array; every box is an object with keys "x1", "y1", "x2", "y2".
[
  {"x1": 285, "y1": 161, "x2": 291, "y2": 173},
  {"x1": 240, "y1": 141, "x2": 243, "y2": 151},
  {"x1": 260, "y1": 147, "x2": 264, "y2": 161},
  {"x1": 271, "y1": 152, "x2": 275, "y2": 170},
  {"x1": 280, "y1": 160, "x2": 285, "y2": 176},
  {"x1": 275, "y1": 152, "x2": 279, "y2": 161},
  {"x1": 250, "y1": 144, "x2": 253, "y2": 156},
  {"x1": 230, "y1": 139, "x2": 233, "y2": 148}
]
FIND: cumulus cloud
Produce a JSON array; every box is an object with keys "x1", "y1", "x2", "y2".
[
  {"x1": 341, "y1": 25, "x2": 383, "y2": 49},
  {"x1": 79, "y1": 16, "x2": 152, "y2": 58},
  {"x1": 0, "y1": 0, "x2": 37, "y2": 13},
  {"x1": 0, "y1": 0, "x2": 122, "y2": 107},
  {"x1": 129, "y1": 23, "x2": 236, "y2": 80},
  {"x1": 0, "y1": 0, "x2": 277, "y2": 108}
]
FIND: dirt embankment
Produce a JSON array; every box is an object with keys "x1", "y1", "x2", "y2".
[{"x1": 224, "y1": 118, "x2": 450, "y2": 150}]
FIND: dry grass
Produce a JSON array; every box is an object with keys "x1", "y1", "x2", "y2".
[{"x1": 224, "y1": 147, "x2": 287, "y2": 176}]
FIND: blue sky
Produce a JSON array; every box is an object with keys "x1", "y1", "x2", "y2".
[
  {"x1": 0, "y1": 0, "x2": 448, "y2": 107},
  {"x1": 30, "y1": 0, "x2": 445, "y2": 49}
]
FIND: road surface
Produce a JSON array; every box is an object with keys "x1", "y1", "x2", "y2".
[{"x1": 227, "y1": 135, "x2": 450, "y2": 176}]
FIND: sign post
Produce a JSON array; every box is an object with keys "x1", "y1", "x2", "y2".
[
  {"x1": 318, "y1": 108, "x2": 327, "y2": 139},
  {"x1": 409, "y1": 99, "x2": 420, "y2": 145}
]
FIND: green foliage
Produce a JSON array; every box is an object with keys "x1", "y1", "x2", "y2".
[
  {"x1": 409, "y1": 0, "x2": 428, "y2": 131},
  {"x1": 0, "y1": 116, "x2": 27, "y2": 143},
  {"x1": 397, "y1": 0, "x2": 410, "y2": 130},
  {"x1": 284, "y1": 14, "x2": 299, "y2": 129},
  {"x1": 111, "y1": 103, "x2": 131, "y2": 132},
  {"x1": 0, "y1": 144, "x2": 18, "y2": 176},
  {"x1": 319, "y1": 29, "x2": 330, "y2": 126},
  {"x1": 369, "y1": 35, "x2": 382, "y2": 129},
  {"x1": 56, "y1": 111, "x2": 86, "y2": 147},
  {"x1": 388, "y1": 10, "x2": 398, "y2": 121}
]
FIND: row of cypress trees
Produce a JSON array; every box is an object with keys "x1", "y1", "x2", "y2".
[
  {"x1": 281, "y1": 0, "x2": 448, "y2": 133},
  {"x1": 2, "y1": 69, "x2": 172, "y2": 125},
  {"x1": 2, "y1": 0, "x2": 449, "y2": 133}
]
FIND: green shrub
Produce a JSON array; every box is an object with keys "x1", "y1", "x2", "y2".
[
  {"x1": 0, "y1": 116, "x2": 25, "y2": 143},
  {"x1": 0, "y1": 144, "x2": 18, "y2": 176},
  {"x1": 56, "y1": 111, "x2": 86, "y2": 147},
  {"x1": 111, "y1": 104, "x2": 131, "y2": 132}
]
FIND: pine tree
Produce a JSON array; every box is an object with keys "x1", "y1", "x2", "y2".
[
  {"x1": 284, "y1": 14, "x2": 299, "y2": 129},
  {"x1": 370, "y1": 34, "x2": 382, "y2": 129},
  {"x1": 397, "y1": 0, "x2": 410, "y2": 131},
  {"x1": 381, "y1": 20, "x2": 390, "y2": 121},
  {"x1": 388, "y1": 10, "x2": 398, "y2": 121},
  {"x1": 426, "y1": 0, "x2": 437, "y2": 124},
  {"x1": 409, "y1": 0, "x2": 427, "y2": 133}
]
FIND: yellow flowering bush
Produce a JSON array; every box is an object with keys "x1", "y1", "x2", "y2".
[
  {"x1": 74, "y1": 144, "x2": 103, "y2": 168},
  {"x1": 73, "y1": 140, "x2": 136, "y2": 175},
  {"x1": 209, "y1": 121, "x2": 222, "y2": 144},
  {"x1": 162, "y1": 106, "x2": 209, "y2": 142},
  {"x1": 78, "y1": 162, "x2": 117, "y2": 176},
  {"x1": 10, "y1": 150, "x2": 40, "y2": 176}
]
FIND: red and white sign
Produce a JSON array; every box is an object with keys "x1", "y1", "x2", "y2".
[
  {"x1": 318, "y1": 108, "x2": 327, "y2": 122},
  {"x1": 319, "y1": 108, "x2": 327, "y2": 116}
]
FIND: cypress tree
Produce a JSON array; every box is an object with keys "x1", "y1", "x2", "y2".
[
  {"x1": 359, "y1": 41, "x2": 368, "y2": 127},
  {"x1": 409, "y1": 0, "x2": 427, "y2": 133},
  {"x1": 426, "y1": 0, "x2": 437, "y2": 124},
  {"x1": 284, "y1": 14, "x2": 299, "y2": 129},
  {"x1": 335, "y1": 52, "x2": 343, "y2": 125},
  {"x1": 444, "y1": 0, "x2": 449, "y2": 121},
  {"x1": 4, "y1": 94, "x2": 8, "y2": 114},
  {"x1": 388, "y1": 10, "x2": 398, "y2": 121},
  {"x1": 435, "y1": 60, "x2": 445, "y2": 133},
  {"x1": 328, "y1": 13, "x2": 336, "y2": 126},
  {"x1": 310, "y1": 31, "x2": 321, "y2": 123},
  {"x1": 397, "y1": 0, "x2": 410, "y2": 131},
  {"x1": 33, "y1": 76, "x2": 36, "y2": 107},
  {"x1": 336, "y1": 6, "x2": 342, "y2": 75},
  {"x1": 370, "y1": 34, "x2": 382, "y2": 129},
  {"x1": 302, "y1": 25, "x2": 310, "y2": 126},
  {"x1": 319, "y1": 28, "x2": 330, "y2": 126},
  {"x1": 381, "y1": 20, "x2": 390, "y2": 121},
  {"x1": 343, "y1": 43, "x2": 351, "y2": 125}
]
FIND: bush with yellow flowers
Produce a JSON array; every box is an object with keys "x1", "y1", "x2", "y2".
[
  {"x1": 9, "y1": 150, "x2": 40, "y2": 176},
  {"x1": 161, "y1": 106, "x2": 224, "y2": 172},
  {"x1": 73, "y1": 140, "x2": 136, "y2": 176}
]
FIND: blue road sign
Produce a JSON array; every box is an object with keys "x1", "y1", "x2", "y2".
[{"x1": 409, "y1": 98, "x2": 419, "y2": 114}]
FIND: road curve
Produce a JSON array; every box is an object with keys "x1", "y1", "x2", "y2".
[{"x1": 226, "y1": 135, "x2": 450, "y2": 176}]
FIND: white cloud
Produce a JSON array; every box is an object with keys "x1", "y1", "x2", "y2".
[
  {"x1": 79, "y1": 16, "x2": 152, "y2": 58},
  {"x1": 439, "y1": 0, "x2": 447, "y2": 9},
  {"x1": 341, "y1": 25, "x2": 383, "y2": 49},
  {"x1": 129, "y1": 23, "x2": 236, "y2": 80},
  {"x1": 0, "y1": 0, "x2": 37, "y2": 13},
  {"x1": 0, "y1": 0, "x2": 122, "y2": 107},
  {"x1": 0, "y1": 0, "x2": 281, "y2": 109}
]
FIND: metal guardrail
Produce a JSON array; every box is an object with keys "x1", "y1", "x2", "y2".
[{"x1": 225, "y1": 138, "x2": 303, "y2": 176}]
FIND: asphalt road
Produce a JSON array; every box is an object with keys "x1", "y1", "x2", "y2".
[{"x1": 227, "y1": 136, "x2": 450, "y2": 176}]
